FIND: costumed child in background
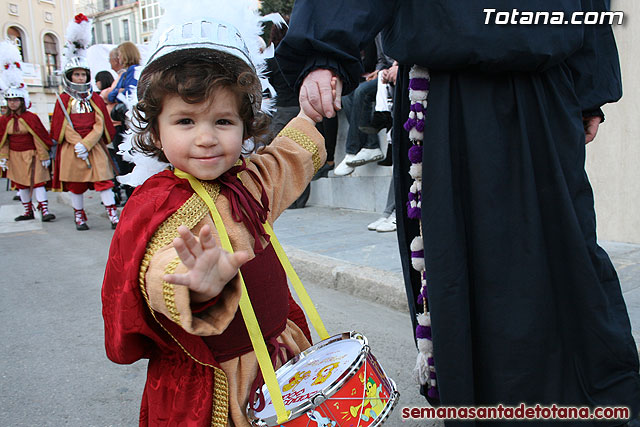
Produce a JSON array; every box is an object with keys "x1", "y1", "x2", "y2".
[
  {"x1": 0, "y1": 41, "x2": 55, "y2": 222},
  {"x1": 50, "y1": 13, "x2": 119, "y2": 230},
  {"x1": 101, "y1": 2, "x2": 327, "y2": 425}
]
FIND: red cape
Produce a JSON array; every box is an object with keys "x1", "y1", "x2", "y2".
[
  {"x1": 50, "y1": 92, "x2": 116, "y2": 144},
  {"x1": 0, "y1": 111, "x2": 53, "y2": 149},
  {"x1": 102, "y1": 170, "x2": 310, "y2": 426}
]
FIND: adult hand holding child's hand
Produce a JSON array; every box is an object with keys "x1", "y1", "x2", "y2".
[
  {"x1": 298, "y1": 76, "x2": 340, "y2": 124},
  {"x1": 164, "y1": 224, "x2": 250, "y2": 303},
  {"x1": 299, "y1": 69, "x2": 342, "y2": 122}
]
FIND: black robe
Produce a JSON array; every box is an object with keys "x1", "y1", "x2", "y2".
[{"x1": 277, "y1": 0, "x2": 640, "y2": 424}]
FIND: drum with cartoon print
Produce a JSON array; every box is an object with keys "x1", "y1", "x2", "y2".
[{"x1": 248, "y1": 332, "x2": 399, "y2": 427}]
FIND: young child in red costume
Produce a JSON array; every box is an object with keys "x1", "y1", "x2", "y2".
[
  {"x1": 0, "y1": 41, "x2": 55, "y2": 221},
  {"x1": 101, "y1": 10, "x2": 329, "y2": 426},
  {"x1": 51, "y1": 13, "x2": 119, "y2": 230}
]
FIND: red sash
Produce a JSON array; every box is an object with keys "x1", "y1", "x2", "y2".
[
  {"x1": 202, "y1": 243, "x2": 290, "y2": 362},
  {"x1": 8, "y1": 133, "x2": 35, "y2": 152}
]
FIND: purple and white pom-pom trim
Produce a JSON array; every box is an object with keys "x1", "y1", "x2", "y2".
[{"x1": 405, "y1": 65, "x2": 438, "y2": 399}]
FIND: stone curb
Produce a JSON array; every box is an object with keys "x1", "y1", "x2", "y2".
[{"x1": 282, "y1": 245, "x2": 409, "y2": 313}]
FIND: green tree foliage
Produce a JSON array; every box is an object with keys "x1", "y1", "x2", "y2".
[
  {"x1": 259, "y1": 0, "x2": 295, "y2": 43},
  {"x1": 260, "y1": 0, "x2": 295, "y2": 16}
]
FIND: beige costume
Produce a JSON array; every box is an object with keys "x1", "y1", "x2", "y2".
[{"x1": 0, "y1": 117, "x2": 50, "y2": 186}]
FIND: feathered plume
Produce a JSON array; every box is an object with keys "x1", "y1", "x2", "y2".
[
  {"x1": 63, "y1": 14, "x2": 92, "y2": 64},
  {"x1": 0, "y1": 40, "x2": 25, "y2": 90},
  {"x1": 148, "y1": 0, "x2": 284, "y2": 114},
  {"x1": 0, "y1": 39, "x2": 30, "y2": 106}
]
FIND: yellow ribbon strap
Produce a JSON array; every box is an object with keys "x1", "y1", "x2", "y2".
[
  {"x1": 262, "y1": 221, "x2": 329, "y2": 341},
  {"x1": 174, "y1": 169, "x2": 291, "y2": 424}
]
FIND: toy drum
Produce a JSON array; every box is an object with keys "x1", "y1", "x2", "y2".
[{"x1": 248, "y1": 332, "x2": 399, "y2": 427}]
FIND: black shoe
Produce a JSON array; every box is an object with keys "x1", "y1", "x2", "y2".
[
  {"x1": 13, "y1": 195, "x2": 20, "y2": 201},
  {"x1": 76, "y1": 222, "x2": 89, "y2": 231},
  {"x1": 111, "y1": 222, "x2": 117, "y2": 230},
  {"x1": 42, "y1": 213, "x2": 56, "y2": 222},
  {"x1": 377, "y1": 144, "x2": 393, "y2": 166},
  {"x1": 312, "y1": 162, "x2": 334, "y2": 181},
  {"x1": 15, "y1": 212, "x2": 35, "y2": 221},
  {"x1": 360, "y1": 111, "x2": 393, "y2": 134}
]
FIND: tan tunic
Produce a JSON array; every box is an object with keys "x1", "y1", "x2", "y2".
[
  {"x1": 143, "y1": 118, "x2": 325, "y2": 426},
  {"x1": 58, "y1": 106, "x2": 114, "y2": 183},
  {"x1": 0, "y1": 119, "x2": 50, "y2": 187}
]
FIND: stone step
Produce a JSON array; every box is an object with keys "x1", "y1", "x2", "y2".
[{"x1": 308, "y1": 111, "x2": 393, "y2": 213}]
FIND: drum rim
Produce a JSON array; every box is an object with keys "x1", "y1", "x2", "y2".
[{"x1": 247, "y1": 331, "x2": 369, "y2": 426}]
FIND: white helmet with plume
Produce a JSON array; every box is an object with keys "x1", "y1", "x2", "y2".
[
  {"x1": 0, "y1": 40, "x2": 30, "y2": 108},
  {"x1": 62, "y1": 14, "x2": 93, "y2": 100}
]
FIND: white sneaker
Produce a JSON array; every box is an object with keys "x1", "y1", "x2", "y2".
[
  {"x1": 376, "y1": 212, "x2": 396, "y2": 232},
  {"x1": 334, "y1": 155, "x2": 356, "y2": 176},
  {"x1": 347, "y1": 148, "x2": 384, "y2": 166},
  {"x1": 367, "y1": 217, "x2": 387, "y2": 231}
]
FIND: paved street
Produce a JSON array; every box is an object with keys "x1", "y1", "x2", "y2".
[
  {"x1": 1, "y1": 181, "x2": 638, "y2": 426},
  {"x1": 0, "y1": 187, "x2": 439, "y2": 426}
]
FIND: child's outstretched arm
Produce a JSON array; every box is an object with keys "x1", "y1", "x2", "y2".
[{"x1": 163, "y1": 224, "x2": 250, "y2": 303}]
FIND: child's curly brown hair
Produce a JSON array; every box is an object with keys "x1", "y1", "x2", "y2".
[{"x1": 133, "y1": 55, "x2": 270, "y2": 162}]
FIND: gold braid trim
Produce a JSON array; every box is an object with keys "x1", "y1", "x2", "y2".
[
  {"x1": 211, "y1": 368, "x2": 229, "y2": 427},
  {"x1": 162, "y1": 257, "x2": 182, "y2": 325},
  {"x1": 138, "y1": 180, "x2": 229, "y2": 426},
  {"x1": 278, "y1": 127, "x2": 322, "y2": 173}
]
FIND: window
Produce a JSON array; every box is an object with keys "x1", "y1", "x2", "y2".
[
  {"x1": 102, "y1": 0, "x2": 111, "y2": 11},
  {"x1": 105, "y1": 23, "x2": 113, "y2": 44},
  {"x1": 43, "y1": 33, "x2": 59, "y2": 76},
  {"x1": 122, "y1": 19, "x2": 130, "y2": 41},
  {"x1": 91, "y1": 27, "x2": 96, "y2": 45},
  {"x1": 7, "y1": 26, "x2": 26, "y2": 61},
  {"x1": 140, "y1": 0, "x2": 163, "y2": 38}
]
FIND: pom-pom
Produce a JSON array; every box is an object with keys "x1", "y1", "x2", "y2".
[
  {"x1": 407, "y1": 204, "x2": 421, "y2": 220},
  {"x1": 408, "y1": 145, "x2": 423, "y2": 164},
  {"x1": 410, "y1": 236, "x2": 423, "y2": 251},
  {"x1": 403, "y1": 117, "x2": 417, "y2": 132},
  {"x1": 415, "y1": 119, "x2": 425, "y2": 132},
  {"x1": 411, "y1": 256, "x2": 425, "y2": 271},
  {"x1": 416, "y1": 324, "x2": 431, "y2": 339},
  {"x1": 410, "y1": 102, "x2": 424, "y2": 113},
  {"x1": 414, "y1": 351, "x2": 430, "y2": 385},
  {"x1": 409, "y1": 163, "x2": 422, "y2": 180},
  {"x1": 409, "y1": 78, "x2": 430, "y2": 92},
  {"x1": 409, "y1": 90, "x2": 428, "y2": 102},
  {"x1": 417, "y1": 311, "x2": 430, "y2": 326},
  {"x1": 74, "y1": 13, "x2": 89, "y2": 24},
  {"x1": 417, "y1": 338, "x2": 432, "y2": 355},
  {"x1": 409, "y1": 65, "x2": 430, "y2": 80},
  {"x1": 427, "y1": 387, "x2": 439, "y2": 399},
  {"x1": 409, "y1": 128, "x2": 424, "y2": 141}
]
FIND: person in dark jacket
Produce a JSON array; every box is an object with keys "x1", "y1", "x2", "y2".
[{"x1": 277, "y1": 1, "x2": 640, "y2": 425}]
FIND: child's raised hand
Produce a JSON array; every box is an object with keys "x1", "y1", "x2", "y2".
[{"x1": 163, "y1": 224, "x2": 250, "y2": 302}]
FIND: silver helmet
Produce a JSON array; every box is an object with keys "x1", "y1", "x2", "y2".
[
  {"x1": 138, "y1": 19, "x2": 261, "y2": 113},
  {"x1": 4, "y1": 86, "x2": 30, "y2": 109},
  {"x1": 62, "y1": 56, "x2": 92, "y2": 100}
]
